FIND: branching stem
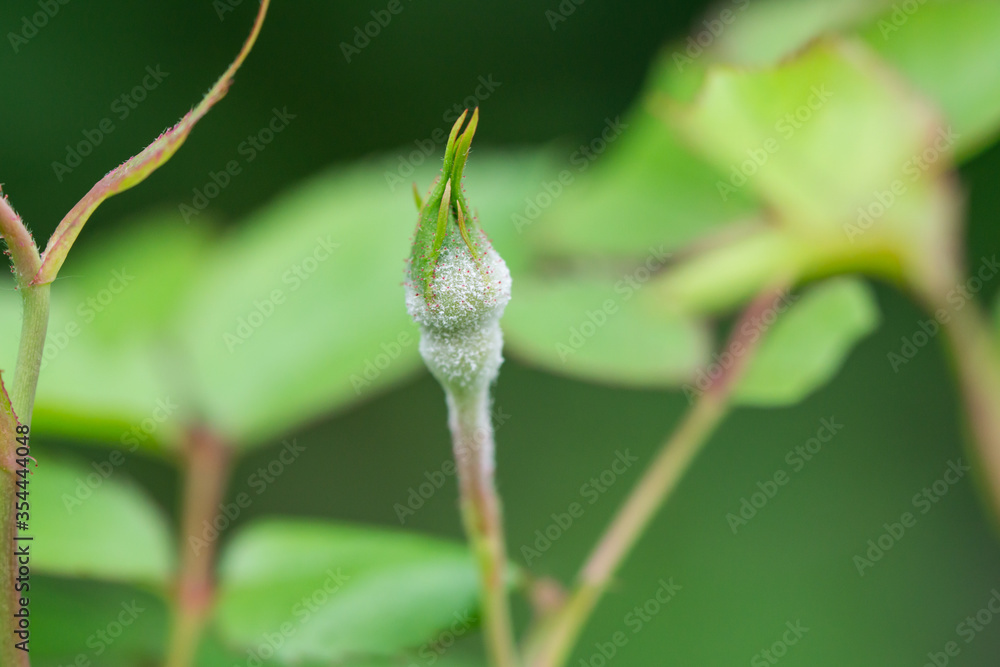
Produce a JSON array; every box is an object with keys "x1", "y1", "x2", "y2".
[{"x1": 0, "y1": 196, "x2": 44, "y2": 667}]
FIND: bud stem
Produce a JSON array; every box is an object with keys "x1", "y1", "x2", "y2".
[{"x1": 446, "y1": 385, "x2": 519, "y2": 667}]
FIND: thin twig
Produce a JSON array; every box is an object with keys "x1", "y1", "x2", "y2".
[
  {"x1": 938, "y1": 301, "x2": 1000, "y2": 522},
  {"x1": 165, "y1": 429, "x2": 233, "y2": 667},
  {"x1": 524, "y1": 286, "x2": 788, "y2": 667}
]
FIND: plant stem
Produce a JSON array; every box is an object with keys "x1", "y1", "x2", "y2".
[
  {"x1": 10, "y1": 286, "x2": 50, "y2": 426},
  {"x1": 165, "y1": 429, "x2": 232, "y2": 667},
  {"x1": 937, "y1": 300, "x2": 1000, "y2": 520},
  {"x1": 447, "y1": 386, "x2": 519, "y2": 667},
  {"x1": 0, "y1": 473, "x2": 29, "y2": 667},
  {"x1": 524, "y1": 287, "x2": 784, "y2": 667},
  {"x1": 0, "y1": 222, "x2": 47, "y2": 666}
]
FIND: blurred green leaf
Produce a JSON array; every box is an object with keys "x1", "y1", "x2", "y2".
[
  {"x1": 525, "y1": 110, "x2": 759, "y2": 259},
  {"x1": 699, "y1": 0, "x2": 894, "y2": 67},
  {"x1": 859, "y1": 0, "x2": 1000, "y2": 158},
  {"x1": 174, "y1": 165, "x2": 426, "y2": 447},
  {"x1": 647, "y1": 227, "x2": 813, "y2": 316},
  {"x1": 32, "y1": 576, "x2": 167, "y2": 667},
  {"x1": 735, "y1": 278, "x2": 880, "y2": 405},
  {"x1": 198, "y1": 630, "x2": 487, "y2": 667},
  {"x1": 460, "y1": 149, "x2": 563, "y2": 274},
  {"x1": 0, "y1": 215, "x2": 206, "y2": 452},
  {"x1": 215, "y1": 520, "x2": 481, "y2": 663},
  {"x1": 33, "y1": 454, "x2": 174, "y2": 585},
  {"x1": 666, "y1": 38, "x2": 942, "y2": 239},
  {"x1": 503, "y1": 271, "x2": 709, "y2": 387}
]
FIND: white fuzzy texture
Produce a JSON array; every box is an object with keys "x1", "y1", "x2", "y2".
[{"x1": 406, "y1": 236, "x2": 511, "y2": 392}]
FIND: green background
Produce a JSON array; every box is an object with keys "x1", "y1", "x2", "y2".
[{"x1": 3, "y1": 0, "x2": 1000, "y2": 664}]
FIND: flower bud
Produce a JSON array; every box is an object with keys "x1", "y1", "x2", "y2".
[{"x1": 405, "y1": 109, "x2": 512, "y2": 393}]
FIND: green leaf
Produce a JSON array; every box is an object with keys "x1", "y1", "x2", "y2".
[
  {"x1": 31, "y1": 0, "x2": 269, "y2": 286},
  {"x1": 33, "y1": 454, "x2": 174, "y2": 585},
  {"x1": 196, "y1": 631, "x2": 487, "y2": 667},
  {"x1": 735, "y1": 278, "x2": 880, "y2": 405},
  {"x1": 176, "y1": 166, "x2": 423, "y2": 446},
  {"x1": 503, "y1": 272, "x2": 710, "y2": 387},
  {"x1": 665, "y1": 38, "x2": 943, "y2": 239},
  {"x1": 859, "y1": 0, "x2": 1000, "y2": 158},
  {"x1": 215, "y1": 520, "x2": 481, "y2": 664},
  {"x1": 647, "y1": 227, "x2": 813, "y2": 316},
  {"x1": 32, "y1": 576, "x2": 168, "y2": 666},
  {"x1": 522, "y1": 71, "x2": 760, "y2": 260},
  {"x1": 459, "y1": 149, "x2": 562, "y2": 275},
  {"x1": 0, "y1": 214, "x2": 209, "y2": 451},
  {"x1": 695, "y1": 0, "x2": 895, "y2": 67}
]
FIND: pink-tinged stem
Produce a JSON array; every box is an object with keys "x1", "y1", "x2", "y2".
[
  {"x1": 524, "y1": 287, "x2": 786, "y2": 667},
  {"x1": 938, "y1": 301, "x2": 1000, "y2": 522},
  {"x1": 0, "y1": 192, "x2": 43, "y2": 667},
  {"x1": 165, "y1": 430, "x2": 233, "y2": 667},
  {"x1": 448, "y1": 386, "x2": 520, "y2": 667}
]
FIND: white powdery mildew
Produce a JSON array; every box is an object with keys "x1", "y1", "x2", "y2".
[
  {"x1": 406, "y1": 234, "x2": 512, "y2": 391},
  {"x1": 420, "y1": 324, "x2": 504, "y2": 391}
]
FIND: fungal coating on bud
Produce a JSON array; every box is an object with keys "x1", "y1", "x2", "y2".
[{"x1": 405, "y1": 109, "x2": 512, "y2": 392}]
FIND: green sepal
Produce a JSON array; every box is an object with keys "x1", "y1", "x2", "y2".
[{"x1": 408, "y1": 109, "x2": 485, "y2": 299}]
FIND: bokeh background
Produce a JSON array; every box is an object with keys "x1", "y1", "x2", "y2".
[{"x1": 2, "y1": 0, "x2": 1000, "y2": 664}]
